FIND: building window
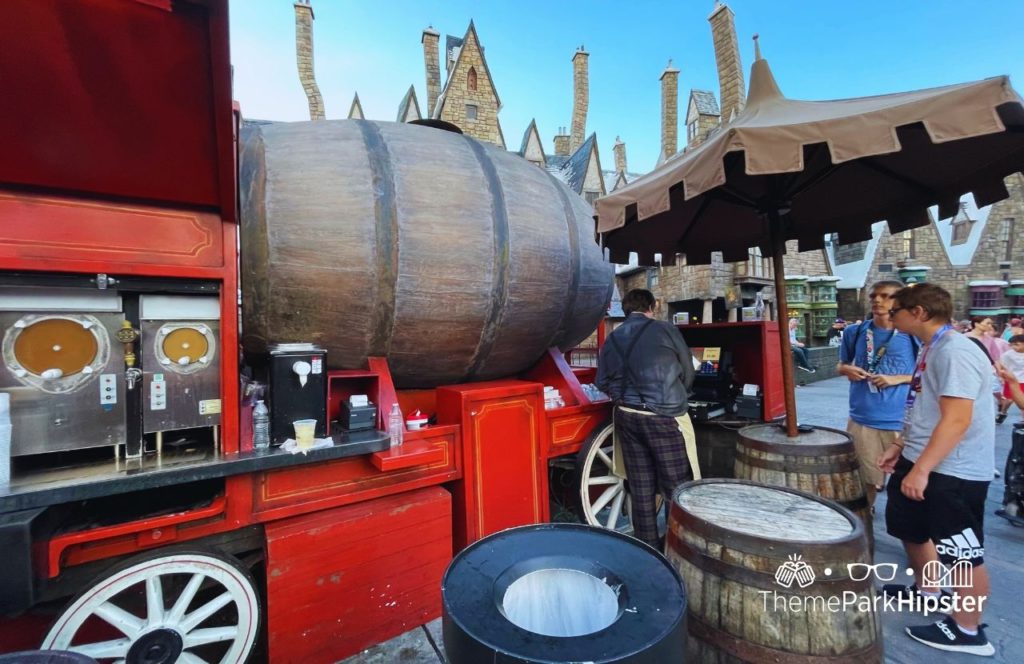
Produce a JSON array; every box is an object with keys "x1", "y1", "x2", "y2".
[
  {"x1": 747, "y1": 247, "x2": 768, "y2": 278},
  {"x1": 687, "y1": 121, "x2": 698, "y2": 142},
  {"x1": 902, "y1": 230, "x2": 915, "y2": 260},
  {"x1": 465, "y1": 104, "x2": 478, "y2": 121},
  {"x1": 971, "y1": 289, "x2": 1000, "y2": 309},
  {"x1": 467, "y1": 67, "x2": 478, "y2": 91},
  {"x1": 878, "y1": 263, "x2": 893, "y2": 273},
  {"x1": 1001, "y1": 218, "x2": 1015, "y2": 262},
  {"x1": 584, "y1": 191, "x2": 600, "y2": 205},
  {"x1": 951, "y1": 220, "x2": 970, "y2": 245},
  {"x1": 647, "y1": 268, "x2": 659, "y2": 289}
]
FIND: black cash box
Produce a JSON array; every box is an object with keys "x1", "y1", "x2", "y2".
[
  {"x1": 340, "y1": 401, "x2": 378, "y2": 431},
  {"x1": 735, "y1": 394, "x2": 762, "y2": 420}
]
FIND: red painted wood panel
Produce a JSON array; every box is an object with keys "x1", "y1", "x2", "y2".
[
  {"x1": 252, "y1": 428, "x2": 459, "y2": 522},
  {"x1": 265, "y1": 487, "x2": 452, "y2": 664},
  {"x1": 0, "y1": 190, "x2": 224, "y2": 269},
  {"x1": 436, "y1": 380, "x2": 548, "y2": 551}
]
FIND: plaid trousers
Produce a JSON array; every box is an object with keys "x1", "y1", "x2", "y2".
[{"x1": 615, "y1": 406, "x2": 693, "y2": 547}]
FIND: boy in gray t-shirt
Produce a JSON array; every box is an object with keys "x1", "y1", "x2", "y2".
[
  {"x1": 878, "y1": 284, "x2": 995, "y2": 657},
  {"x1": 902, "y1": 331, "x2": 995, "y2": 480}
]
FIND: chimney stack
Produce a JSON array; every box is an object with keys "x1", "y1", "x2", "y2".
[
  {"x1": 570, "y1": 46, "x2": 589, "y2": 152},
  {"x1": 294, "y1": 0, "x2": 325, "y2": 120},
  {"x1": 660, "y1": 60, "x2": 680, "y2": 161},
  {"x1": 422, "y1": 26, "x2": 441, "y2": 117},
  {"x1": 553, "y1": 127, "x2": 571, "y2": 157},
  {"x1": 613, "y1": 136, "x2": 627, "y2": 173},
  {"x1": 709, "y1": 1, "x2": 745, "y2": 125}
]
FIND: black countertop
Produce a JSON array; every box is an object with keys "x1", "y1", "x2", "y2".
[{"x1": 0, "y1": 430, "x2": 391, "y2": 514}]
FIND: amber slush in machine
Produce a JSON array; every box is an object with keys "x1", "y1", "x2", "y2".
[
  {"x1": 0, "y1": 286, "x2": 222, "y2": 464},
  {"x1": 140, "y1": 295, "x2": 222, "y2": 455},
  {"x1": 1, "y1": 287, "x2": 127, "y2": 457},
  {"x1": 265, "y1": 343, "x2": 327, "y2": 446}
]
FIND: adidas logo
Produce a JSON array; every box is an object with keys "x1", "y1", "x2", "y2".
[{"x1": 934, "y1": 528, "x2": 985, "y2": 560}]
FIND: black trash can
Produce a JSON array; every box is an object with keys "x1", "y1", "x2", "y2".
[{"x1": 442, "y1": 523, "x2": 686, "y2": 664}]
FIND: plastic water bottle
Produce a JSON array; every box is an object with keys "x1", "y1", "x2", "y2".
[
  {"x1": 253, "y1": 400, "x2": 270, "y2": 453},
  {"x1": 388, "y1": 403, "x2": 404, "y2": 448}
]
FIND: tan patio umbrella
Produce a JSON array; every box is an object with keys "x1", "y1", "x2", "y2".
[{"x1": 595, "y1": 37, "x2": 1024, "y2": 437}]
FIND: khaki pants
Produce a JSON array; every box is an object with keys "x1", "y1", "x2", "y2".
[{"x1": 847, "y1": 419, "x2": 900, "y2": 489}]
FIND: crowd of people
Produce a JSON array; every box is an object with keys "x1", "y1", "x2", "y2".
[{"x1": 599, "y1": 285, "x2": 1014, "y2": 657}]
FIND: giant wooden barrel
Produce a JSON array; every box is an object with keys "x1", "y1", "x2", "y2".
[
  {"x1": 734, "y1": 424, "x2": 871, "y2": 539},
  {"x1": 239, "y1": 119, "x2": 613, "y2": 388},
  {"x1": 667, "y1": 479, "x2": 882, "y2": 663}
]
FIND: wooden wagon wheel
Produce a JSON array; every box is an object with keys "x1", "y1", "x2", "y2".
[
  {"x1": 42, "y1": 550, "x2": 260, "y2": 664},
  {"x1": 573, "y1": 420, "x2": 633, "y2": 532}
]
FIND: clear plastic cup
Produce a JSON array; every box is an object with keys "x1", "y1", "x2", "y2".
[{"x1": 293, "y1": 419, "x2": 317, "y2": 450}]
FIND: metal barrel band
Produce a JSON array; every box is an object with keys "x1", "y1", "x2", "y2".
[
  {"x1": 665, "y1": 530, "x2": 872, "y2": 595},
  {"x1": 688, "y1": 613, "x2": 883, "y2": 664},
  {"x1": 734, "y1": 450, "x2": 861, "y2": 474}
]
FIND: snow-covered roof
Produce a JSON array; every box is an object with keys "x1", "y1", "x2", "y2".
[
  {"x1": 930, "y1": 193, "x2": 992, "y2": 266},
  {"x1": 825, "y1": 221, "x2": 886, "y2": 289}
]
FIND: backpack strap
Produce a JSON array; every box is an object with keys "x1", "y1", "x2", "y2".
[{"x1": 842, "y1": 322, "x2": 865, "y2": 364}]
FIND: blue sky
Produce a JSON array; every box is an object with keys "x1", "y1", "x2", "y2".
[{"x1": 230, "y1": 1, "x2": 1024, "y2": 174}]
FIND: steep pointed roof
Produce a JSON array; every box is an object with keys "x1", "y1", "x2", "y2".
[
  {"x1": 433, "y1": 20, "x2": 502, "y2": 118},
  {"x1": 348, "y1": 93, "x2": 364, "y2": 120},
  {"x1": 688, "y1": 90, "x2": 720, "y2": 117},
  {"x1": 560, "y1": 133, "x2": 604, "y2": 195},
  {"x1": 519, "y1": 119, "x2": 546, "y2": 163},
  {"x1": 396, "y1": 85, "x2": 422, "y2": 122}
]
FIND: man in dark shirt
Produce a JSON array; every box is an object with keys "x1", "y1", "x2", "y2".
[{"x1": 596, "y1": 289, "x2": 696, "y2": 548}]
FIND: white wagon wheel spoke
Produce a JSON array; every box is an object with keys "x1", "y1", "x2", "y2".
[
  {"x1": 179, "y1": 591, "x2": 233, "y2": 633},
  {"x1": 94, "y1": 601, "x2": 145, "y2": 637},
  {"x1": 605, "y1": 489, "x2": 626, "y2": 530},
  {"x1": 591, "y1": 483, "x2": 623, "y2": 515},
  {"x1": 43, "y1": 552, "x2": 259, "y2": 664},
  {"x1": 183, "y1": 625, "x2": 240, "y2": 649}
]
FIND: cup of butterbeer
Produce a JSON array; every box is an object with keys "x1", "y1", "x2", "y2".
[{"x1": 292, "y1": 419, "x2": 317, "y2": 450}]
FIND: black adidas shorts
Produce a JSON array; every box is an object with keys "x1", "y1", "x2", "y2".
[{"x1": 885, "y1": 455, "x2": 989, "y2": 566}]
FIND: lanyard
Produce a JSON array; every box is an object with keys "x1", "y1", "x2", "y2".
[
  {"x1": 904, "y1": 325, "x2": 953, "y2": 413},
  {"x1": 864, "y1": 324, "x2": 897, "y2": 373}
]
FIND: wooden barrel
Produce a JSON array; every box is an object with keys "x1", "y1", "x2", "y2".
[
  {"x1": 667, "y1": 479, "x2": 882, "y2": 663},
  {"x1": 239, "y1": 119, "x2": 613, "y2": 388},
  {"x1": 734, "y1": 424, "x2": 871, "y2": 537}
]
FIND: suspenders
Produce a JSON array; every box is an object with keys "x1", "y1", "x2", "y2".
[{"x1": 608, "y1": 319, "x2": 655, "y2": 404}]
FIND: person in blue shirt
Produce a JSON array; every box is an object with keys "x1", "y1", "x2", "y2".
[{"x1": 837, "y1": 280, "x2": 918, "y2": 508}]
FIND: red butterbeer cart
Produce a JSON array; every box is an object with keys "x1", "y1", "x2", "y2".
[{"x1": 0, "y1": 3, "x2": 785, "y2": 662}]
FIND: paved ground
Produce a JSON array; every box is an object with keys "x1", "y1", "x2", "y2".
[{"x1": 341, "y1": 376, "x2": 1024, "y2": 663}]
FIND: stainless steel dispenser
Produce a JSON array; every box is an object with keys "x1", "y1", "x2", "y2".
[
  {"x1": 0, "y1": 287, "x2": 126, "y2": 456},
  {"x1": 140, "y1": 295, "x2": 221, "y2": 448}
]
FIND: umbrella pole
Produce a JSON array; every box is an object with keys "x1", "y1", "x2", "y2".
[{"x1": 769, "y1": 213, "x2": 799, "y2": 437}]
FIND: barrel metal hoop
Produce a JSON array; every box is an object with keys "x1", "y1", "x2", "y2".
[
  {"x1": 689, "y1": 613, "x2": 883, "y2": 664},
  {"x1": 462, "y1": 137, "x2": 510, "y2": 380},
  {"x1": 355, "y1": 120, "x2": 399, "y2": 358},
  {"x1": 666, "y1": 530, "x2": 871, "y2": 595},
  {"x1": 735, "y1": 449, "x2": 861, "y2": 474},
  {"x1": 739, "y1": 438, "x2": 855, "y2": 457},
  {"x1": 544, "y1": 171, "x2": 582, "y2": 349}
]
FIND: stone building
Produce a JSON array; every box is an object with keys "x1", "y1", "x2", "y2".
[
  {"x1": 829, "y1": 174, "x2": 1024, "y2": 324},
  {"x1": 430, "y1": 22, "x2": 506, "y2": 147},
  {"x1": 613, "y1": 1, "x2": 832, "y2": 335}
]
